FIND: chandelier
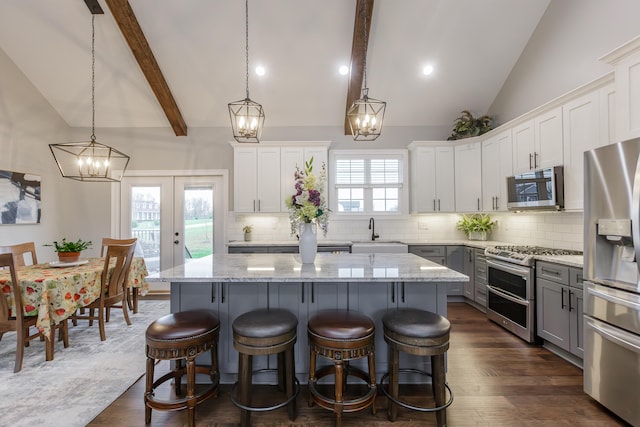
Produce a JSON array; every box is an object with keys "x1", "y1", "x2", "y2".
[
  {"x1": 50, "y1": 8, "x2": 130, "y2": 182},
  {"x1": 228, "y1": 0, "x2": 265, "y2": 143},
  {"x1": 346, "y1": 0, "x2": 386, "y2": 141}
]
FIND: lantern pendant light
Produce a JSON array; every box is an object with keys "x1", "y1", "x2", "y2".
[
  {"x1": 49, "y1": 6, "x2": 130, "y2": 182},
  {"x1": 228, "y1": 0, "x2": 265, "y2": 143},
  {"x1": 347, "y1": 0, "x2": 386, "y2": 141}
]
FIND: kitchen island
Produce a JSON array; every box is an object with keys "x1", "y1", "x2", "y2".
[{"x1": 153, "y1": 252, "x2": 468, "y2": 383}]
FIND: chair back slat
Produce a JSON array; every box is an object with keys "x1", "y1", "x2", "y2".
[
  {"x1": 100, "y1": 238, "x2": 137, "y2": 257},
  {"x1": 101, "y1": 241, "x2": 136, "y2": 298},
  {"x1": 0, "y1": 242, "x2": 38, "y2": 267}
]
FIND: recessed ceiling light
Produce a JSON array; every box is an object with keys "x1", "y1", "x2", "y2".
[
  {"x1": 339, "y1": 65, "x2": 349, "y2": 76},
  {"x1": 255, "y1": 66, "x2": 265, "y2": 76},
  {"x1": 423, "y1": 65, "x2": 434, "y2": 76}
]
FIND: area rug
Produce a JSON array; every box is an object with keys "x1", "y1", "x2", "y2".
[{"x1": 0, "y1": 299, "x2": 170, "y2": 427}]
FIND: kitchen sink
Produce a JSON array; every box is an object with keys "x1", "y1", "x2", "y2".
[{"x1": 350, "y1": 241, "x2": 409, "y2": 254}]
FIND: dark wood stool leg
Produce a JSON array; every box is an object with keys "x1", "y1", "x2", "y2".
[
  {"x1": 145, "y1": 356, "x2": 154, "y2": 424},
  {"x1": 285, "y1": 346, "x2": 297, "y2": 421},
  {"x1": 186, "y1": 357, "x2": 196, "y2": 427},
  {"x1": 432, "y1": 354, "x2": 447, "y2": 427},
  {"x1": 277, "y1": 351, "x2": 286, "y2": 392},
  {"x1": 308, "y1": 348, "x2": 317, "y2": 407},
  {"x1": 388, "y1": 346, "x2": 399, "y2": 421},
  {"x1": 175, "y1": 359, "x2": 183, "y2": 395},
  {"x1": 368, "y1": 351, "x2": 377, "y2": 415},
  {"x1": 210, "y1": 344, "x2": 219, "y2": 398},
  {"x1": 238, "y1": 352, "x2": 253, "y2": 427},
  {"x1": 335, "y1": 360, "x2": 344, "y2": 427}
]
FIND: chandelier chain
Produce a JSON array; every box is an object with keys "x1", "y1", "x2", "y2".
[
  {"x1": 362, "y1": 0, "x2": 368, "y2": 92},
  {"x1": 91, "y1": 14, "x2": 96, "y2": 142},
  {"x1": 245, "y1": 0, "x2": 250, "y2": 100}
]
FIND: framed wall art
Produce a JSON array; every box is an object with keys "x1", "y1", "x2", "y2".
[{"x1": 0, "y1": 170, "x2": 41, "y2": 224}]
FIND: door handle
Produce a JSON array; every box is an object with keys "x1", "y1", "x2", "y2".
[
  {"x1": 433, "y1": 199, "x2": 436, "y2": 211},
  {"x1": 438, "y1": 199, "x2": 441, "y2": 211},
  {"x1": 561, "y1": 288, "x2": 566, "y2": 310},
  {"x1": 534, "y1": 152, "x2": 539, "y2": 168},
  {"x1": 174, "y1": 240, "x2": 179, "y2": 245},
  {"x1": 529, "y1": 153, "x2": 533, "y2": 170}
]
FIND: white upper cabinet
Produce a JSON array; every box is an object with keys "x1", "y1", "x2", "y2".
[
  {"x1": 280, "y1": 145, "x2": 328, "y2": 211},
  {"x1": 454, "y1": 140, "x2": 482, "y2": 212},
  {"x1": 482, "y1": 130, "x2": 513, "y2": 212},
  {"x1": 601, "y1": 35, "x2": 640, "y2": 141},
  {"x1": 408, "y1": 142, "x2": 455, "y2": 213},
  {"x1": 512, "y1": 106, "x2": 563, "y2": 174},
  {"x1": 233, "y1": 146, "x2": 281, "y2": 213}
]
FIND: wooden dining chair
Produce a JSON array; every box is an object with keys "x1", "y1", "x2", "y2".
[
  {"x1": 0, "y1": 242, "x2": 38, "y2": 267},
  {"x1": 0, "y1": 253, "x2": 69, "y2": 372},
  {"x1": 100, "y1": 237, "x2": 139, "y2": 313},
  {"x1": 70, "y1": 241, "x2": 136, "y2": 341}
]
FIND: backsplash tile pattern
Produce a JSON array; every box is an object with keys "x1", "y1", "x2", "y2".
[{"x1": 229, "y1": 211, "x2": 584, "y2": 252}]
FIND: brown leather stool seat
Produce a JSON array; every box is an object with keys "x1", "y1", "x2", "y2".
[
  {"x1": 381, "y1": 308, "x2": 453, "y2": 427},
  {"x1": 144, "y1": 309, "x2": 220, "y2": 427},
  {"x1": 232, "y1": 308, "x2": 299, "y2": 427},
  {"x1": 307, "y1": 309, "x2": 377, "y2": 427}
]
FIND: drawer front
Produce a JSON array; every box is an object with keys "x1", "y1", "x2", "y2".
[
  {"x1": 228, "y1": 246, "x2": 269, "y2": 254},
  {"x1": 569, "y1": 267, "x2": 584, "y2": 289},
  {"x1": 536, "y1": 261, "x2": 569, "y2": 284},
  {"x1": 409, "y1": 245, "x2": 446, "y2": 257}
]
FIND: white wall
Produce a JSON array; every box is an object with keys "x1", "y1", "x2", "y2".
[
  {"x1": 0, "y1": 47, "x2": 74, "y2": 261},
  {"x1": 489, "y1": 0, "x2": 640, "y2": 125}
]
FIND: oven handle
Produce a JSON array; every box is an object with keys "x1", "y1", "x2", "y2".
[
  {"x1": 486, "y1": 259, "x2": 531, "y2": 277},
  {"x1": 487, "y1": 284, "x2": 529, "y2": 305}
]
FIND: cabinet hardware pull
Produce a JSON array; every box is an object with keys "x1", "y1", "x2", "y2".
[
  {"x1": 534, "y1": 152, "x2": 539, "y2": 169},
  {"x1": 477, "y1": 198, "x2": 480, "y2": 210},
  {"x1": 529, "y1": 153, "x2": 533, "y2": 169},
  {"x1": 311, "y1": 282, "x2": 315, "y2": 304},
  {"x1": 211, "y1": 284, "x2": 216, "y2": 303},
  {"x1": 258, "y1": 200, "x2": 261, "y2": 211},
  {"x1": 253, "y1": 200, "x2": 256, "y2": 212},
  {"x1": 568, "y1": 289, "x2": 573, "y2": 312},
  {"x1": 438, "y1": 199, "x2": 441, "y2": 211},
  {"x1": 301, "y1": 283, "x2": 305, "y2": 303},
  {"x1": 433, "y1": 199, "x2": 436, "y2": 211},
  {"x1": 401, "y1": 282, "x2": 405, "y2": 303},
  {"x1": 495, "y1": 196, "x2": 498, "y2": 210},
  {"x1": 221, "y1": 283, "x2": 225, "y2": 303},
  {"x1": 561, "y1": 288, "x2": 566, "y2": 310},
  {"x1": 391, "y1": 282, "x2": 395, "y2": 304},
  {"x1": 543, "y1": 268, "x2": 560, "y2": 276}
]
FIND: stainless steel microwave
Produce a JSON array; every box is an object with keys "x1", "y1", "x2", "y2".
[{"x1": 506, "y1": 166, "x2": 564, "y2": 211}]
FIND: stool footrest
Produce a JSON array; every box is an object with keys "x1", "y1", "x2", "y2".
[
  {"x1": 145, "y1": 365, "x2": 220, "y2": 410},
  {"x1": 381, "y1": 368, "x2": 453, "y2": 413},
  {"x1": 309, "y1": 365, "x2": 377, "y2": 413},
  {"x1": 230, "y1": 368, "x2": 300, "y2": 412}
]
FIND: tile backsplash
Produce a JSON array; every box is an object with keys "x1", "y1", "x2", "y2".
[{"x1": 229, "y1": 211, "x2": 584, "y2": 252}]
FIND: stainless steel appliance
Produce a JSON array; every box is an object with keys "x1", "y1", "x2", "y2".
[
  {"x1": 584, "y1": 138, "x2": 640, "y2": 427},
  {"x1": 506, "y1": 166, "x2": 564, "y2": 211},
  {"x1": 484, "y1": 245, "x2": 581, "y2": 343}
]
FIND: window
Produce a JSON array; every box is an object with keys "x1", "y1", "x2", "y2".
[{"x1": 331, "y1": 150, "x2": 408, "y2": 214}]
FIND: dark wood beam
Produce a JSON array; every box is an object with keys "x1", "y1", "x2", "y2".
[
  {"x1": 105, "y1": 0, "x2": 187, "y2": 136},
  {"x1": 344, "y1": 0, "x2": 374, "y2": 135}
]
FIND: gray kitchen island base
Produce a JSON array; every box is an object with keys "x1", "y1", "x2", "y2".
[{"x1": 156, "y1": 253, "x2": 468, "y2": 384}]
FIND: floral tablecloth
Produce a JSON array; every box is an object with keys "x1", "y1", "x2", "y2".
[{"x1": 0, "y1": 257, "x2": 149, "y2": 339}]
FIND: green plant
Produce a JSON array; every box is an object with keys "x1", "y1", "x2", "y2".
[
  {"x1": 44, "y1": 238, "x2": 93, "y2": 253},
  {"x1": 447, "y1": 110, "x2": 493, "y2": 140},
  {"x1": 456, "y1": 214, "x2": 496, "y2": 236},
  {"x1": 242, "y1": 225, "x2": 253, "y2": 233}
]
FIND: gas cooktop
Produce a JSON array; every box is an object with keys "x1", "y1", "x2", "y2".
[{"x1": 485, "y1": 245, "x2": 583, "y2": 266}]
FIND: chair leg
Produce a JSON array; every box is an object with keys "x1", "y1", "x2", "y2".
[
  {"x1": 45, "y1": 332, "x2": 55, "y2": 361},
  {"x1": 121, "y1": 295, "x2": 132, "y2": 326},
  {"x1": 238, "y1": 353, "x2": 253, "y2": 427},
  {"x1": 388, "y1": 347, "x2": 399, "y2": 421},
  {"x1": 334, "y1": 360, "x2": 344, "y2": 427},
  {"x1": 367, "y1": 350, "x2": 377, "y2": 415},
  {"x1": 186, "y1": 357, "x2": 197, "y2": 427},
  {"x1": 98, "y1": 305, "x2": 107, "y2": 341},
  {"x1": 14, "y1": 327, "x2": 26, "y2": 373},
  {"x1": 145, "y1": 356, "x2": 155, "y2": 424},
  {"x1": 432, "y1": 354, "x2": 447, "y2": 427},
  {"x1": 285, "y1": 346, "x2": 297, "y2": 421},
  {"x1": 308, "y1": 348, "x2": 317, "y2": 407}
]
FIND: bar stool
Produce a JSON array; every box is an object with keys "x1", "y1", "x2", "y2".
[
  {"x1": 231, "y1": 308, "x2": 299, "y2": 427},
  {"x1": 381, "y1": 308, "x2": 453, "y2": 426},
  {"x1": 144, "y1": 309, "x2": 220, "y2": 427},
  {"x1": 307, "y1": 309, "x2": 377, "y2": 427}
]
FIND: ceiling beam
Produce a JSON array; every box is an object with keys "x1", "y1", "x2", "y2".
[
  {"x1": 344, "y1": 0, "x2": 374, "y2": 135},
  {"x1": 105, "y1": 0, "x2": 187, "y2": 136}
]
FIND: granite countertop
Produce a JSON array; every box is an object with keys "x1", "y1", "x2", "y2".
[
  {"x1": 228, "y1": 240, "x2": 352, "y2": 247},
  {"x1": 534, "y1": 254, "x2": 583, "y2": 268},
  {"x1": 151, "y1": 253, "x2": 469, "y2": 283}
]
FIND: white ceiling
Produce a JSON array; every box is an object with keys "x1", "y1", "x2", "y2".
[{"x1": 0, "y1": 0, "x2": 550, "y2": 132}]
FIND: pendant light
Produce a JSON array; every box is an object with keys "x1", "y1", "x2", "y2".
[
  {"x1": 49, "y1": 6, "x2": 130, "y2": 183},
  {"x1": 346, "y1": 0, "x2": 386, "y2": 141},
  {"x1": 228, "y1": 0, "x2": 265, "y2": 143}
]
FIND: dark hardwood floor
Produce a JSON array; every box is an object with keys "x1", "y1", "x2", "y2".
[{"x1": 89, "y1": 302, "x2": 629, "y2": 426}]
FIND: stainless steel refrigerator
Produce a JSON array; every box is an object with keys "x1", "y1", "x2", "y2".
[{"x1": 583, "y1": 138, "x2": 640, "y2": 427}]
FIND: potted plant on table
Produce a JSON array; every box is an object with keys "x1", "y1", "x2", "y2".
[
  {"x1": 45, "y1": 238, "x2": 93, "y2": 263},
  {"x1": 456, "y1": 214, "x2": 496, "y2": 241}
]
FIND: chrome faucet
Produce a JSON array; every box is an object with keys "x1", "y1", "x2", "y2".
[{"x1": 369, "y1": 217, "x2": 380, "y2": 241}]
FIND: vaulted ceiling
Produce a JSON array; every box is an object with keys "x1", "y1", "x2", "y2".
[{"x1": 0, "y1": 0, "x2": 550, "y2": 136}]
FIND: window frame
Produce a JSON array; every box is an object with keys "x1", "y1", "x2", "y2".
[{"x1": 329, "y1": 149, "x2": 409, "y2": 216}]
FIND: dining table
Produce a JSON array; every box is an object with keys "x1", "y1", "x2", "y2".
[{"x1": 0, "y1": 257, "x2": 149, "y2": 339}]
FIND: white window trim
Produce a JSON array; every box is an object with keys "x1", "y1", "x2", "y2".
[{"x1": 329, "y1": 149, "x2": 409, "y2": 216}]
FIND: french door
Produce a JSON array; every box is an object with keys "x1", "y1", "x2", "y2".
[{"x1": 118, "y1": 174, "x2": 226, "y2": 278}]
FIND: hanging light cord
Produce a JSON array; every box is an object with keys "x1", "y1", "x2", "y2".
[
  {"x1": 244, "y1": 0, "x2": 250, "y2": 100},
  {"x1": 362, "y1": 0, "x2": 368, "y2": 94},
  {"x1": 91, "y1": 14, "x2": 96, "y2": 143}
]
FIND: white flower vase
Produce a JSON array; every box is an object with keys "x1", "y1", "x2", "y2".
[{"x1": 299, "y1": 222, "x2": 318, "y2": 264}]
